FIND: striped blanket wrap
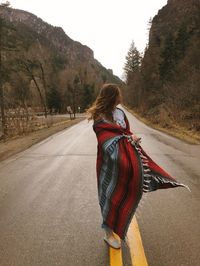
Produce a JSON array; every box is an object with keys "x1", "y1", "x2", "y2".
[{"x1": 93, "y1": 112, "x2": 190, "y2": 241}]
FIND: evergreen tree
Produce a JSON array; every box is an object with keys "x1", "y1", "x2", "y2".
[
  {"x1": 159, "y1": 33, "x2": 176, "y2": 81},
  {"x1": 47, "y1": 86, "x2": 61, "y2": 113},
  {"x1": 174, "y1": 23, "x2": 190, "y2": 60},
  {"x1": 123, "y1": 41, "x2": 141, "y2": 82},
  {"x1": 81, "y1": 84, "x2": 95, "y2": 110},
  {"x1": 159, "y1": 25, "x2": 190, "y2": 82}
]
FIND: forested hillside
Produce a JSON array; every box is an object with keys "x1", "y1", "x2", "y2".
[
  {"x1": 123, "y1": 0, "x2": 200, "y2": 134},
  {"x1": 0, "y1": 3, "x2": 122, "y2": 137}
]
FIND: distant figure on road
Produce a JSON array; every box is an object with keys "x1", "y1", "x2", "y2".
[{"x1": 86, "y1": 83, "x2": 190, "y2": 249}]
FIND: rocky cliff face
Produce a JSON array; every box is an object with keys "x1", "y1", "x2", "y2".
[
  {"x1": 0, "y1": 7, "x2": 94, "y2": 63},
  {"x1": 149, "y1": 0, "x2": 200, "y2": 44},
  {"x1": 137, "y1": 0, "x2": 200, "y2": 130},
  {"x1": 142, "y1": 0, "x2": 200, "y2": 85}
]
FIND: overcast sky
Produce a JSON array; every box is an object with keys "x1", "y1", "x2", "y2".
[{"x1": 9, "y1": 0, "x2": 168, "y2": 79}]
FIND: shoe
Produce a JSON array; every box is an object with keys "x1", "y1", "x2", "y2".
[{"x1": 103, "y1": 235, "x2": 121, "y2": 249}]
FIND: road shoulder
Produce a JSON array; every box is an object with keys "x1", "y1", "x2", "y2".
[
  {"x1": 0, "y1": 117, "x2": 86, "y2": 162},
  {"x1": 122, "y1": 105, "x2": 200, "y2": 145}
]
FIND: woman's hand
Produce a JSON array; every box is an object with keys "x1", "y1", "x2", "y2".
[{"x1": 130, "y1": 134, "x2": 141, "y2": 144}]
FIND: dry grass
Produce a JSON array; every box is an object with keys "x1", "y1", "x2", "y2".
[
  {"x1": 4, "y1": 112, "x2": 73, "y2": 137},
  {"x1": 123, "y1": 105, "x2": 200, "y2": 145}
]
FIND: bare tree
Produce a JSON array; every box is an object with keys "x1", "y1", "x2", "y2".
[{"x1": 18, "y1": 59, "x2": 48, "y2": 118}]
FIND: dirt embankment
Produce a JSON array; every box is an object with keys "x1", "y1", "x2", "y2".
[{"x1": 123, "y1": 105, "x2": 200, "y2": 145}]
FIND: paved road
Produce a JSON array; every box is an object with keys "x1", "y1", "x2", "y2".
[
  {"x1": 129, "y1": 107, "x2": 200, "y2": 266},
  {"x1": 0, "y1": 105, "x2": 199, "y2": 266}
]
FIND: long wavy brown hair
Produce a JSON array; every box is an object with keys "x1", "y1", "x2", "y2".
[{"x1": 86, "y1": 83, "x2": 123, "y2": 122}]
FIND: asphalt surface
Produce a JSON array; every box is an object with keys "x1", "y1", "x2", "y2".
[
  {"x1": 125, "y1": 107, "x2": 200, "y2": 266},
  {"x1": 0, "y1": 105, "x2": 199, "y2": 266}
]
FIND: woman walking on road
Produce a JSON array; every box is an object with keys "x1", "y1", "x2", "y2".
[{"x1": 86, "y1": 83, "x2": 190, "y2": 249}]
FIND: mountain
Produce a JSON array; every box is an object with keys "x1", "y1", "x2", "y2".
[
  {"x1": 0, "y1": 5, "x2": 123, "y2": 112},
  {"x1": 125, "y1": 0, "x2": 200, "y2": 132},
  {"x1": 0, "y1": 7, "x2": 94, "y2": 62}
]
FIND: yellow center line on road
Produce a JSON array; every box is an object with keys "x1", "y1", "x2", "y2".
[
  {"x1": 127, "y1": 216, "x2": 148, "y2": 266},
  {"x1": 109, "y1": 232, "x2": 123, "y2": 266},
  {"x1": 109, "y1": 216, "x2": 148, "y2": 266}
]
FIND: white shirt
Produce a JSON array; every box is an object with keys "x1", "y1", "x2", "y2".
[{"x1": 112, "y1": 108, "x2": 126, "y2": 128}]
